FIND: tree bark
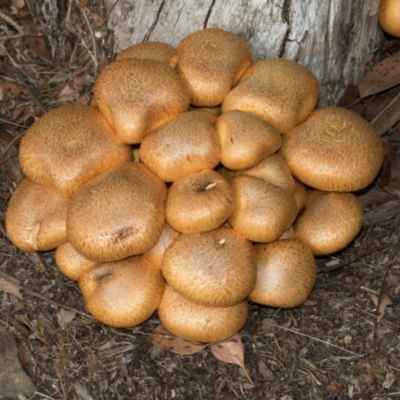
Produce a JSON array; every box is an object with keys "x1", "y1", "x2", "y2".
[{"x1": 105, "y1": 0, "x2": 386, "y2": 105}]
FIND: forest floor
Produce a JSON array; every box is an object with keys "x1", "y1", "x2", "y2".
[{"x1": 0, "y1": 1, "x2": 399, "y2": 399}]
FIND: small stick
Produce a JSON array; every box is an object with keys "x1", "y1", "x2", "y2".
[{"x1": 0, "y1": 33, "x2": 43, "y2": 40}]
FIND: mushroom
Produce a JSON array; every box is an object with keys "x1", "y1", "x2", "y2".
[
  {"x1": 293, "y1": 190, "x2": 364, "y2": 255},
  {"x1": 79, "y1": 256, "x2": 165, "y2": 328},
  {"x1": 6, "y1": 178, "x2": 69, "y2": 252},
  {"x1": 165, "y1": 169, "x2": 235, "y2": 233},
  {"x1": 176, "y1": 28, "x2": 252, "y2": 107},
  {"x1": 279, "y1": 107, "x2": 384, "y2": 192},
  {"x1": 249, "y1": 239, "x2": 317, "y2": 308},
  {"x1": 158, "y1": 285, "x2": 248, "y2": 342},
  {"x1": 67, "y1": 162, "x2": 167, "y2": 262},
  {"x1": 222, "y1": 58, "x2": 319, "y2": 133},
  {"x1": 378, "y1": 0, "x2": 400, "y2": 37},
  {"x1": 161, "y1": 225, "x2": 256, "y2": 307},
  {"x1": 18, "y1": 105, "x2": 133, "y2": 197},
  {"x1": 94, "y1": 58, "x2": 190, "y2": 144}
]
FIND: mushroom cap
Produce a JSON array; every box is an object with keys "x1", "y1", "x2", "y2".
[
  {"x1": 67, "y1": 162, "x2": 167, "y2": 262},
  {"x1": 293, "y1": 179, "x2": 308, "y2": 213},
  {"x1": 293, "y1": 190, "x2": 364, "y2": 255},
  {"x1": 158, "y1": 285, "x2": 248, "y2": 342},
  {"x1": 222, "y1": 58, "x2": 319, "y2": 133},
  {"x1": 176, "y1": 28, "x2": 252, "y2": 107},
  {"x1": 94, "y1": 58, "x2": 190, "y2": 144},
  {"x1": 161, "y1": 225, "x2": 257, "y2": 307},
  {"x1": 79, "y1": 256, "x2": 165, "y2": 328},
  {"x1": 140, "y1": 110, "x2": 220, "y2": 182},
  {"x1": 378, "y1": 0, "x2": 400, "y2": 37},
  {"x1": 214, "y1": 110, "x2": 282, "y2": 170},
  {"x1": 6, "y1": 178, "x2": 69, "y2": 252},
  {"x1": 116, "y1": 41, "x2": 178, "y2": 67},
  {"x1": 165, "y1": 169, "x2": 235, "y2": 233},
  {"x1": 19, "y1": 105, "x2": 133, "y2": 197},
  {"x1": 249, "y1": 239, "x2": 317, "y2": 308},
  {"x1": 228, "y1": 175, "x2": 298, "y2": 243},
  {"x1": 279, "y1": 107, "x2": 384, "y2": 192},
  {"x1": 55, "y1": 242, "x2": 96, "y2": 281}
]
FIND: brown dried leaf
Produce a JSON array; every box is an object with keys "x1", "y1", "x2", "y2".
[
  {"x1": 359, "y1": 54, "x2": 400, "y2": 98},
  {"x1": 370, "y1": 293, "x2": 393, "y2": 322},
  {"x1": 257, "y1": 359, "x2": 272, "y2": 380},
  {"x1": 210, "y1": 334, "x2": 253, "y2": 384},
  {"x1": 11, "y1": 0, "x2": 25, "y2": 8},
  {"x1": 0, "y1": 271, "x2": 22, "y2": 300},
  {"x1": 59, "y1": 70, "x2": 89, "y2": 98},
  {"x1": 148, "y1": 324, "x2": 208, "y2": 355},
  {"x1": 326, "y1": 381, "x2": 345, "y2": 393}
]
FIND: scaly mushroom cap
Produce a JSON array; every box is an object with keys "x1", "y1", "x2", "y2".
[
  {"x1": 228, "y1": 175, "x2": 298, "y2": 243},
  {"x1": 79, "y1": 256, "x2": 165, "y2": 328},
  {"x1": 293, "y1": 190, "x2": 364, "y2": 255},
  {"x1": 378, "y1": 0, "x2": 400, "y2": 37},
  {"x1": 94, "y1": 58, "x2": 190, "y2": 144},
  {"x1": 6, "y1": 178, "x2": 69, "y2": 252},
  {"x1": 55, "y1": 242, "x2": 96, "y2": 281},
  {"x1": 176, "y1": 28, "x2": 252, "y2": 107},
  {"x1": 158, "y1": 285, "x2": 248, "y2": 342},
  {"x1": 249, "y1": 239, "x2": 317, "y2": 308},
  {"x1": 222, "y1": 58, "x2": 319, "y2": 133},
  {"x1": 166, "y1": 169, "x2": 235, "y2": 233},
  {"x1": 279, "y1": 107, "x2": 384, "y2": 191},
  {"x1": 161, "y1": 225, "x2": 256, "y2": 307},
  {"x1": 140, "y1": 111, "x2": 220, "y2": 182},
  {"x1": 19, "y1": 105, "x2": 133, "y2": 197},
  {"x1": 116, "y1": 41, "x2": 178, "y2": 67},
  {"x1": 214, "y1": 110, "x2": 282, "y2": 170},
  {"x1": 67, "y1": 162, "x2": 167, "y2": 262}
]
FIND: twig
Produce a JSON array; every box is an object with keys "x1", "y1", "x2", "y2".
[
  {"x1": 0, "y1": 10, "x2": 23, "y2": 34},
  {"x1": 350, "y1": 305, "x2": 400, "y2": 330},
  {"x1": 0, "y1": 33, "x2": 43, "y2": 40}
]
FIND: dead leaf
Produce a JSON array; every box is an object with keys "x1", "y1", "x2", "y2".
[
  {"x1": 0, "y1": 272, "x2": 23, "y2": 300},
  {"x1": 369, "y1": 293, "x2": 393, "y2": 322},
  {"x1": 148, "y1": 324, "x2": 208, "y2": 355},
  {"x1": 210, "y1": 334, "x2": 253, "y2": 384},
  {"x1": 11, "y1": 0, "x2": 25, "y2": 8},
  {"x1": 59, "y1": 70, "x2": 89, "y2": 98},
  {"x1": 257, "y1": 359, "x2": 272, "y2": 380},
  {"x1": 359, "y1": 54, "x2": 400, "y2": 98},
  {"x1": 326, "y1": 380, "x2": 345, "y2": 393},
  {"x1": 363, "y1": 370, "x2": 376, "y2": 388},
  {"x1": 57, "y1": 308, "x2": 76, "y2": 328},
  {"x1": 80, "y1": 6, "x2": 105, "y2": 27}
]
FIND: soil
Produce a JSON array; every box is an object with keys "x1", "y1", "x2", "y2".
[{"x1": 0, "y1": 1, "x2": 399, "y2": 399}]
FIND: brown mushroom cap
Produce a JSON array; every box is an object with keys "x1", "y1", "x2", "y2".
[
  {"x1": 279, "y1": 107, "x2": 384, "y2": 192},
  {"x1": 214, "y1": 110, "x2": 282, "y2": 170},
  {"x1": 293, "y1": 179, "x2": 308, "y2": 213},
  {"x1": 293, "y1": 190, "x2": 364, "y2": 255},
  {"x1": 67, "y1": 162, "x2": 167, "y2": 262},
  {"x1": 165, "y1": 169, "x2": 235, "y2": 233},
  {"x1": 161, "y1": 225, "x2": 256, "y2": 307},
  {"x1": 140, "y1": 110, "x2": 220, "y2": 182},
  {"x1": 222, "y1": 58, "x2": 319, "y2": 133},
  {"x1": 19, "y1": 105, "x2": 132, "y2": 197},
  {"x1": 378, "y1": 0, "x2": 400, "y2": 37},
  {"x1": 176, "y1": 28, "x2": 252, "y2": 107},
  {"x1": 94, "y1": 58, "x2": 190, "y2": 144},
  {"x1": 79, "y1": 256, "x2": 165, "y2": 328},
  {"x1": 116, "y1": 41, "x2": 178, "y2": 67},
  {"x1": 158, "y1": 285, "x2": 248, "y2": 342},
  {"x1": 228, "y1": 175, "x2": 298, "y2": 243},
  {"x1": 6, "y1": 178, "x2": 69, "y2": 252},
  {"x1": 249, "y1": 239, "x2": 317, "y2": 308}
]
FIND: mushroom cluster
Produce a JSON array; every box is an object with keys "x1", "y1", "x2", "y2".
[{"x1": 5, "y1": 28, "x2": 384, "y2": 343}]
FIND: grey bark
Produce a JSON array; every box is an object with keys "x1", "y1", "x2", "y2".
[{"x1": 105, "y1": 0, "x2": 385, "y2": 105}]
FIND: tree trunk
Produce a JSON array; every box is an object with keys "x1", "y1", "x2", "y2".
[{"x1": 105, "y1": 0, "x2": 386, "y2": 105}]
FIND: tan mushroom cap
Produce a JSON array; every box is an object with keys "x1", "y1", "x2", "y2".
[
  {"x1": 279, "y1": 107, "x2": 384, "y2": 192},
  {"x1": 6, "y1": 178, "x2": 69, "y2": 252},
  {"x1": 140, "y1": 110, "x2": 220, "y2": 182},
  {"x1": 158, "y1": 285, "x2": 248, "y2": 342},
  {"x1": 94, "y1": 58, "x2": 190, "y2": 144},
  {"x1": 293, "y1": 190, "x2": 364, "y2": 255},
  {"x1": 116, "y1": 41, "x2": 178, "y2": 67},
  {"x1": 79, "y1": 256, "x2": 165, "y2": 328},
  {"x1": 161, "y1": 225, "x2": 256, "y2": 307},
  {"x1": 241, "y1": 153, "x2": 296, "y2": 196},
  {"x1": 378, "y1": 0, "x2": 400, "y2": 37},
  {"x1": 166, "y1": 169, "x2": 235, "y2": 233},
  {"x1": 19, "y1": 105, "x2": 132, "y2": 197},
  {"x1": 249, "y1": 239, "x2": 317, "y2": 308},
  {"x1": 176, "y1": 28, "x2": 252, "y2": 107},
  {"x1": 67, "y1": 162, "x2": 167, "y2": 262},
  {"x1": 55, "y1": 242, "x2": 96, "y2": 281},
  {"x1": 214, "y1": 110, "x2": 282, "y2": 170},
  {"x1": 222, "y1": 58, "x2": 319, "y2": 133},
  {"x1": 293, "y1": 179, "x2": 308, "y2": 213},
  {"x1": 228, "y1": 175, "x2": 298, "y2": 243}
]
